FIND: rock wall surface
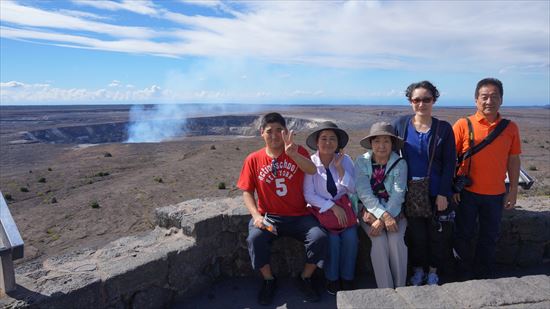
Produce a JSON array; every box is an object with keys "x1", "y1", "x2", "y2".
[{"x1": 1, "y1": 196, "x2": 548, "y2": 308}]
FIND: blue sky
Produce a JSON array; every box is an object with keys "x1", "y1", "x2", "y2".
[{"x1": 1, "y1": 0, "x2": 549, "y2": 106}]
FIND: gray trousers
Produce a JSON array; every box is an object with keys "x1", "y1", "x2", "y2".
[{"x1": 360, "y1": 218, "x2": 408, "y2": 288}]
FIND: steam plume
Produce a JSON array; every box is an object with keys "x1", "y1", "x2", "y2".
[{"x1": 126, "y1": 104, "x2": 187, "y2": 143}]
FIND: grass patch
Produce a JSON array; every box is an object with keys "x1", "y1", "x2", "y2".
[{"x1": 94, "y1": 171, "x2": 110, "y2": 177}]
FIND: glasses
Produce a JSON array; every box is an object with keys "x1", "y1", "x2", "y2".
[
  {"x1": 271, "y1": 159, "x2": 277, "y2": 176},
  {"x1": 410, "y1": 97, "x2": 434, "y2": 104}
]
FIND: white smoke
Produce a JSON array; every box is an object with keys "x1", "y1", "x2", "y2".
[{"x1": 126, "y1": 104, "x2": 188, "y2": 143}]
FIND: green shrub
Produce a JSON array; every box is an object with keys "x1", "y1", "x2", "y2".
[
  {"x1": 104, "y1": 152, "x2": 112, "y2": 157},
  {"x1": 528, "y1": 165, "x2": 537, "y2": 171},
  {"x1": 522, "y1": 139, "x2": 529, "y2": 143},
  {"x1": 210, "y1": 145, "x2": 216, "y2": 150},
  {"x1": 51, "y1": 197, "x2": 57, "y2": 204},
  {"x1": 94, "y1": 172, "x2": 110, "y2": 177},
  {"x1": 218, "y1": 182, "x2": 226, "y2": 190},
  {"x1": 38, "y1": 177, "x2": 46, "y2": 183},
  {"x1": 20, "y1": 187, "x2": 29, "y2": 192},
  {"x1": 90, "y1": 200, "x2": 100, "y2": 209},
  {"x1": 3, "y1": 193, "x2": 12, "y2": 201},
  {"x1": 48, "y1": 167, "x2": 52, "y2": 171},
  {"x1": 154, "y1": 176, "x2": 163, "y2": 183}
]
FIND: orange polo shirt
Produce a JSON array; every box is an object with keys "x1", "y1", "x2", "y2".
[{"x1": 453, "y1": 112, "x2": 521, "y2": 195}]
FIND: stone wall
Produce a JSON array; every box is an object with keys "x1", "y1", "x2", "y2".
[{"x1": 1, "y1": 196, "x2": 548, "y2": 308}]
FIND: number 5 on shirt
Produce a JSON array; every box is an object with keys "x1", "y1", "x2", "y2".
[{"x1": 275, "y1": 178, "x2": 287, "y2": 196}]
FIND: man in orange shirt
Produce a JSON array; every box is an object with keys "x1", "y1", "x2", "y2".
[{"x1": 452, "y1": 78, "x2": 521, "y2": 280}]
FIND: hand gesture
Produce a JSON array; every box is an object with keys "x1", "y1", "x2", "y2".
[
  {"x1": 382, "y1": 212, "x2": 398, "y2": 233},
  {"x1": 334, "y1": 148, "x2": 345, "y2": 168},
  {"x1": 452, "y1": 193, "x2": 461, "y2": 205},
  {"x1": 362, "y1": 211, "x2": 376, "y2": 225},
  {"x1": 368, "y1": 219, "x2": 385, "y2": 237},
  {"x1": 436, "y1": 195, "x2": 448, "y2": 212},
  {"x1": 282, "y1": 129, "x2": 298, "y2": 158},
  {"x1": 504, "y1": 188, "x2": 518, "y2": 209},
  {"x1": 331, "y1": 204, "x2": 348, "y2": 227},
  {"x1": 253, "y1": 214, "x2": 265, "y2": 229}
]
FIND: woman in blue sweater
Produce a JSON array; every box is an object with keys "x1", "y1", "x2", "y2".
[{"x1": 393, "y1": 81, "x2": 456, "y2": 286}]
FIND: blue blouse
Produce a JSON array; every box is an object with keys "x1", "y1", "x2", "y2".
[{"x1": 404, "y1": 121, "x2": 441, "y2": 197}]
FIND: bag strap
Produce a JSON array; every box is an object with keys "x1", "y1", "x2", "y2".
[
  {"x1": 425, "y1": 119, "x2": 440, "y2": 177},
  {"x1": 457, "y1": 117, "x2": 510, "y2": 165},
  {"x1": 382, "y1": 157, "x2": 402, "y2": 182}
]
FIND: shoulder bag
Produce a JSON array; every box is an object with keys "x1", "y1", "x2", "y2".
[{"x1": 405, "y1": 120, "x2": 440, "y2": 218}]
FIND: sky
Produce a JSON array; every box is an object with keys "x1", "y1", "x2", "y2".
[{"x1": 0, "y1": 0, "x2": 549, "y2": 106}]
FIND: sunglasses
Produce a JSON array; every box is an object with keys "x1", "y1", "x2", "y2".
[
  {"x1": 271, "y1": 158, "x2": 277, "y2": 176},
  {"x1": 410, "y1": 97, "x2": 434, "y2": 104}
]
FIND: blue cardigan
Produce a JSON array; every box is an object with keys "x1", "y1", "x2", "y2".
[
  {"x1": 354, "y1": 151, "x2": 407, "y2": 219},
  {"x1": 392, "y1": 115, "x2": 456, "y2": 198}
]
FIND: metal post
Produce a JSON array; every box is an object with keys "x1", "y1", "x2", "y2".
[{"x1": 0, "y1": 191, "x2": 24, "y2": 294}]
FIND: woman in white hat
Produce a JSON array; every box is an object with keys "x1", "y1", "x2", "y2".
[
  {"x1": 303, "y1": 121, "x2": 357, "y2": 295},
  {"x1": 354, "y1": 121, "x2": 408, "y2": 289}
]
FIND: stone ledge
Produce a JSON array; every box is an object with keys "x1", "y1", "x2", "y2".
[
  {"x1": 1, "y1": 196, "x2": 549, "y2": 308},
  {"x1": 337, "y1": 275, "x2": 550, "y2": 309}
]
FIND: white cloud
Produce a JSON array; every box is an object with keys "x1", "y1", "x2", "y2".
[
  {"x1": 58, "y1": 9, "x2": 110, "y2": 20},
  {"x1": 178, "y1": 0, "x2": 222, "y2": 8},
  {"x1": 1, "y1": 1, "x2": 158, "y2": 39},
  {"x1": 72, "y1": 0, "x2": 159, "y2": 16},
  {"x1": 108, "y1": 80, "x2": 121, "y2": 87},
  {"x1": 0, "y1": 81, "x2": 168, "y2": 104},
  {"x1": 0, "y1": 1, "x2": 548, "y2": 73}
]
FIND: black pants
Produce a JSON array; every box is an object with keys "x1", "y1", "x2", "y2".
[
  {"x1": 454, "y1": 190, "x2": 504, "y2": 279},
  {"x1": 406, "y1": 197, "x2": 454, "y2": 272}
]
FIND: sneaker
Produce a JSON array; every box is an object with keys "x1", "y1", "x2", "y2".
[
  {"x1": 299, "y1": 277, "x2": 320, "y2": 302},
  {"x1": 258, "y1": 278, "x2": 277, "y2": 305},
  {"x1": 409, "y1": 268, "x2": 425, "y2": 286},
  {"x1": 326, "y1": 280, "x2": 339, "y2": 295},
  {"x1": 427, "y1": 272, "x2": 439, "y2": 285},
  {"x1": 341, "y1": 279, "x2": 355, "y2": 291}
]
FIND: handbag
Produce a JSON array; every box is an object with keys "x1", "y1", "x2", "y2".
[
  {"x1": 405, "y1": 120, "x2": 439, "y2": 218},
  {"x1": 309, "y1": 194, "x2": 357, "y2": 233}
]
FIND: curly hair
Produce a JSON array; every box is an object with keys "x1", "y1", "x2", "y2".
[{"x1": 405, "y1": 81, "x2": 440, "y2": 102}]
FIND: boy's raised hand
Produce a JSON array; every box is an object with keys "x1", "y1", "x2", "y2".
[{"x1": 282, "y1": 129, "x2": 298, "y2": 157}]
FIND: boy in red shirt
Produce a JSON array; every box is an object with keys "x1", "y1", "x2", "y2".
[{"x1": 237, "y1": 112, "x2": 327, "y2": 305}]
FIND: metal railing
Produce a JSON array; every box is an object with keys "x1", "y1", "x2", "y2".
[
  {"x1": 1, "y1": 190, "x2": 24, "y2": 294},
  {"x1": 506, "y1": 168, "x2": 535, "y2": 190}
]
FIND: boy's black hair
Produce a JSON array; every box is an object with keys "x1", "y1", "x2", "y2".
[{"x1": 260, "y1": 112, "x2": 286, "y2": 130}]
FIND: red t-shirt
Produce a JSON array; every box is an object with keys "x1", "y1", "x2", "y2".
[{"x1": 237, "y1": 146, "x2": 310, "y2": 216}]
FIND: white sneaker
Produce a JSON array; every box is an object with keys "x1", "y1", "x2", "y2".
[
  {"x1": 410, "y1": 268, "x2": 425, "y2": 286},
  {"x1": 427, "y1": 272, "x2": 439, "y2": 285}
]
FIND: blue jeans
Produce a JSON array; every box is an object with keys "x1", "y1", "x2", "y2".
[
  {"x1": 325, "y1": 225, "x2": 358, "y2": 281},
  {"x1": 454, "y1": 190, "x2": 505, "y2": 279},
  {"x1": 247, "y1": 215, "x2": 328, "y2": 270}
]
